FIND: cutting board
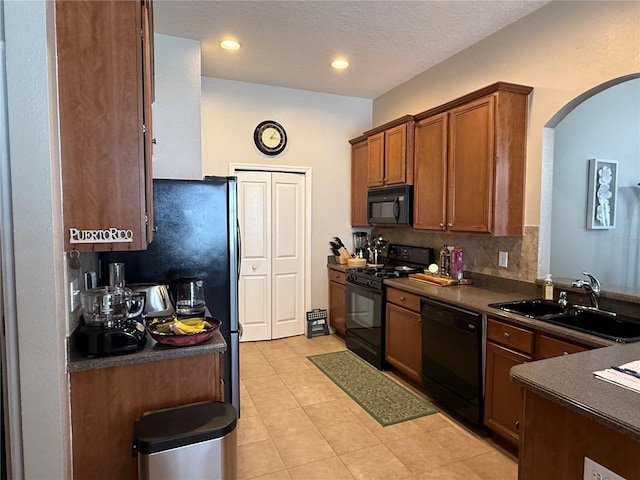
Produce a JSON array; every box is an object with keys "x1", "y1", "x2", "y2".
[{"x1": 408, "y1": 273, "x2": 459, "y2": 286}]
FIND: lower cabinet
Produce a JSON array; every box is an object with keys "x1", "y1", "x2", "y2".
[
  {"x1": 385, "y1": 287, "x2": 422, "y2": 384},
  {"x1": 70, "y1": 353, "x2": 223, "y2": 480},
  {"x1": 484, "y1": 317, "x2": 590, "y2": 451},
  {"x1": 328, "y1": 268, "x2": 346, "y2": 337}
]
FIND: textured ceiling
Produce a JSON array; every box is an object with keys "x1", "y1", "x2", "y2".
[{"x1": 154, "y1": 0, "x2": 549, "y2": 99}]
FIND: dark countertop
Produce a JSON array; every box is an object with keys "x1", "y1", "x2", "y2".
[
  {"x1": 382, "y1": 276, "x2": 614, "y2": 348},
  {"x1": 67, "y1": 329, "x2": 227, "y2": 373},
  {"x1": 511, "y1": 343, "x2": 640, "y2": 441}
]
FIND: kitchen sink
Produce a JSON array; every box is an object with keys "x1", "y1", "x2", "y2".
[
  {"x1": 541, "y1": 309, "x2": 640, "y2": 343},
  {"x1": 489, "y1": 299, "x2": 640, "y2": 343},
  {"x1": 488, "y1": 299, "x2": 568, "y2": 318}
]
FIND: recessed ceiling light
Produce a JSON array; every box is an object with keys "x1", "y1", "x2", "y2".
[
  {"x1": 220, "y1": 39, "x2": 240, "y2": 51},
  {"x1": 331, "y1": 58, "x2": 349, "y2": 69}
]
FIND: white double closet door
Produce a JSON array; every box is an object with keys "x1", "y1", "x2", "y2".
[{"x1": 237, "y1": 170, "x2": 306, "y2": 342}]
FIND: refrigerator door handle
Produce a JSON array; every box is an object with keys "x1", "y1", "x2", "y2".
[{"x1": 237, "y1": 219, "x2": 242, "y2": 282}]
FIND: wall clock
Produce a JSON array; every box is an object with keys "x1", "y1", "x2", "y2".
[{"x1": 254, "y1": 120, "x2": 287, "y2": 156}]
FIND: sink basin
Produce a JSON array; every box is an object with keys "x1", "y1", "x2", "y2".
[
  {"x1": 489, "y1": 299, "x2": 640, "y2": 343},
  {"x1": 488, "y1": 299, "x2": 568, "y2": 319},
  {"x1": 542, "y1": 309, "x2": 640, "y2": 343}
]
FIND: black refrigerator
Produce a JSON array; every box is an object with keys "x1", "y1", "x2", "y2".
[{"x1": 100, "y1": 177, "x2": 240, "y2": 412}]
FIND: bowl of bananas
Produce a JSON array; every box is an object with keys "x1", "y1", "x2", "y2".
[{"x1": 147, "y1": 315, "x2": 221, "y2": 347}]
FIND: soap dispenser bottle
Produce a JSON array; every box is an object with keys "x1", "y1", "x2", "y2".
[{"x1": 543, "y1": 274, "x2": 554, "y2": 300}]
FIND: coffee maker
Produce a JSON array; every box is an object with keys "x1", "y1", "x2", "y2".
[
  {"x1": 75, "y1": 263, "x2": 147, "y2": 357},
  {"x1": 353, "y1": 232, "x2": 369, "y2": 259}
]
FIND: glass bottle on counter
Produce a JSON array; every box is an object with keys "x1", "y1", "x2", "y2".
[{"x1": 439, "y1": 244, "x2": 451, "y2": 277}]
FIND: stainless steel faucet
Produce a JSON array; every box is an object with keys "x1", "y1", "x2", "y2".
[{"x1": 571, "y1": 272, "x2": 601, "y2": 309}]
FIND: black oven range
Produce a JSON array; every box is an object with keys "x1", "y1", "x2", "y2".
[{"x1": 344, "y1": 244, "x2": 434, "y2": 369}]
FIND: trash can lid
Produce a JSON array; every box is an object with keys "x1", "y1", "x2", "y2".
[{"x1": 133, "y1": 400, "x2": 237, "y2": 455}]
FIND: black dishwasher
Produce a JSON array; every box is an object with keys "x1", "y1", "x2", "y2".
[{"x1": 421, "y1": 298, "x2": 484, "y2": 426}]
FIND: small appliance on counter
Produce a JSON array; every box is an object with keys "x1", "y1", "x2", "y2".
[
  {"x1": 352, "y1": 232, "x2": 369, "y2": 259},
  {"x1": 75, "y1": 284, "x2": 147, "y2": 358}
]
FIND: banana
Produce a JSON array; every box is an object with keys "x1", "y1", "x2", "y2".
[
  {"x1": 175, "y1": 319, "x2": 207, "y2": 333},
  {"x1": 179, "y1": 317, "x2": 206, "y2": 327},
  {"x1": 153, "y1": 317, "x2": 211, "y2": 335},
  {"x1": 170, "y1": 322, "x2": 188, "y2": 335}
]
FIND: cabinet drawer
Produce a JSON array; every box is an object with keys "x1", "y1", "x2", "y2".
[
  {"x1": 487, "y1": 318, "x2": 534, "y2": 355},
  {"x1": 328, "y1": 269, "x2": 345, "y2": 285},
  {"x1": 534, "y1": 333, "x2": 588, "y2": 360},
  {"x1": 386, "y1": 287, "x2": 421, "y2": 312}
]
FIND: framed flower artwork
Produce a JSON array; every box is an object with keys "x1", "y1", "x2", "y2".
[{"x1": 586, "y1": 158, "x2": 618, "y2": 229}]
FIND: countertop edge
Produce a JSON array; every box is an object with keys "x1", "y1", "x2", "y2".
[{"x1": 67, "y1": 330, "x2": 227, "y2": 373}]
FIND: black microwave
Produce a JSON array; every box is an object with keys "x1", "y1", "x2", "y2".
[{"x1": 367, "y1": 185, "x2": 413, "y2": 226}]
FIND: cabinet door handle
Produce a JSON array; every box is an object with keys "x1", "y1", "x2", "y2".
[
  {"x1": 252, "y1": 265, "x2": 257, "y2": 271},
  {"x1": 447, "y1": 222, "x2": 453, "y2": 227},
  {"x1": 515, "y1": 421, "x2": 520, "y2": 430}
]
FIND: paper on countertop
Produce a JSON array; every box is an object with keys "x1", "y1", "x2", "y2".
[{"x1": 594, "y1": 359, "x2": 640, "y2": 393}]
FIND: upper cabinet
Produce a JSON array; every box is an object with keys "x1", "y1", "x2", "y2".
[
  {"x1": 413, "y1": 83, "x2": 533, "y2": 236},
  {"x1": 56, "y1": 0, "x2": 155, "y2": 251},
  {"x1": 349, "y1": 135, "x2": 369, "y2": 227},
  {"x1": 364, "y1": 116, "x2": 415, "y2": 187}
]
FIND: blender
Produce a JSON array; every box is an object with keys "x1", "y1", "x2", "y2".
[{"x1": 353, "y1": 232, "x2": 369, "y2": 259}]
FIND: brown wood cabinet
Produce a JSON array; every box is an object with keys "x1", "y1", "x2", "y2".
[
  {"x1": 56, "y1": 0, "x2": 154, "y2": 251},
  {"x1": 328, "y1": 269, "x2": 346, "y2": 337},
  {"x1": 385, "y1": 287, "x2": 422, "y2": 384},
  {"x1": 413, "y1": 83, "x2": 532, "y2": 236},
  {"x1": 484, "y1": 317, "x2": 591, "y2": 450},
  {"x1": 350, "y1": 136, "x2": 369, "y2": 227},
  {"x1": 70, "y1": 353, "x2": 223, "y2": 480},
  {"x1": 365, "y1": 116, "x2": 415, "y2": 187}
]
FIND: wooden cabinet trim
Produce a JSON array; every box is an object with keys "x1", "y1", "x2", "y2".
[{"x1": 414, "y1": 82, "x2": 533, "y2": 121}]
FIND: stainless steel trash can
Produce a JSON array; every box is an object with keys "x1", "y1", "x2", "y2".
[{"x1": 133, "y1": 400, "x2": 237, "y2": 480}]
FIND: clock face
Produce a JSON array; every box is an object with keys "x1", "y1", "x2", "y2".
[{"x1": 254, "y1": 120, "x2": 287, "y2": 155}]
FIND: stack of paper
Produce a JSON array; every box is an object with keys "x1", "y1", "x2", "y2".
[{"x1": 593, "y1": 360, "x2": 640, "y2": 393}]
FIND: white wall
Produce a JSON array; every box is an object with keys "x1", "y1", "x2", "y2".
[
  {"x1": 152, "y1": 34, "x2": 202, "y2": 179},
  {"x1": 551, "y1": 79, "x2": 640, "y2": 293},
  {"x1": 201, "y1": 77, "x2": 371, "y2": 309},
  {"x1": 4, "y1": 1, "x2": 70, "y2": 478}
]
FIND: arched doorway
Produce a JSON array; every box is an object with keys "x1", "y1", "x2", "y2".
[{"x1": 538, "y1": 73, "x2": 640, "y2": 295}]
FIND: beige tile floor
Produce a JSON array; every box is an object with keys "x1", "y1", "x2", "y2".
[{"x1": 237, "y1": 334, "x2": 518, "y2": 480}]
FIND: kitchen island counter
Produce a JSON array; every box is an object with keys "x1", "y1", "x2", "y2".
[
  {"x1": 511, "y1": 342, "x2": 640, "y2": 440},
  {"x1": 511, "y1": 343, "x2": 640, "y2": 479}
]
